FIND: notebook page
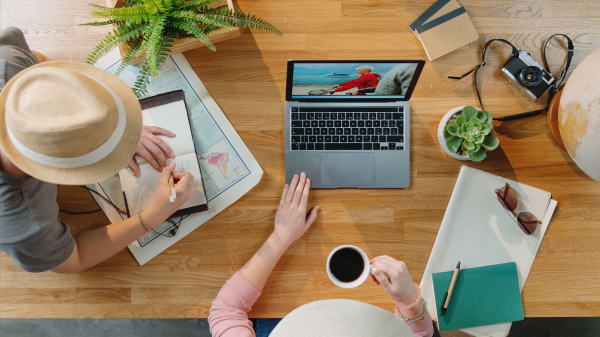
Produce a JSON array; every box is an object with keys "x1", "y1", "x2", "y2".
[
  {"x1": 135, "y1": 100, "x2": 196, "y2": 164},
  {"x1": 119, "y1": 152, "x2": 207, "y2": 215}
]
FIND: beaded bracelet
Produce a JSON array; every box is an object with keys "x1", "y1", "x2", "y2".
[
  {"x1": 396, "y1": 298, "x2": 427, "y2": 325},
  {"x1": 395, "y1": 283, "x2": 421, "y2": 309},
  {"x1": 138, "y1": 211, "x2": 152, "y2": 232}
]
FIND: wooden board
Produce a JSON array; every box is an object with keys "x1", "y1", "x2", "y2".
[{"x1": 2, "y1": 0, "x2": 600, "y2": 320}]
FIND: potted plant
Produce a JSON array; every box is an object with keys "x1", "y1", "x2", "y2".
[
  {"x1": 82, "y1": 0, "x2": 282, "y2": 97},
  {"x1": 437, "y1": 106, "x2": 499, "y2": 161}
]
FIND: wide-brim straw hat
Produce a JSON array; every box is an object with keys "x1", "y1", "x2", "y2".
[
  {"x1": 0, "y1": 61, "x2": 142, "y2": 185},
  {"x1": 269, "y1": 299, "x2": 414, "y2": 337}
]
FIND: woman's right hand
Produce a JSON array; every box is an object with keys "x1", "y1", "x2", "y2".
[
  {"x1": 371, "y1": 255, "x2": 419, "y2": 306},
  {"x1": 144, "y1": 162, "x2": 194, "y2": 227},
  {"x1": 272, "y1": 172, "x2": 320, "y2": 247}
]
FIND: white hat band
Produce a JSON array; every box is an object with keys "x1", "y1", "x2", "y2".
[{"x1": 6, "y1": 74, "x2": 127, "y2": 169}]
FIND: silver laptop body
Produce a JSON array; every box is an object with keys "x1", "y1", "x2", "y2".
[{"x1": 284, "y1": 60, "x2": 425, "y2": 188}]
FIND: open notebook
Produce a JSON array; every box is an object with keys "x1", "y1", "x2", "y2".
[
  {"x1": 119, "y1": 90, "x2": 208, "y2": 218},
  {"x1": 420, "y1": 165, "x2": 557, "y2": 337}
]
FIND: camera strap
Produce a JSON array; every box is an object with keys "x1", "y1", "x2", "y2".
[{"x1": 449, "y1": 36, "x2": 574, "y2": 121}]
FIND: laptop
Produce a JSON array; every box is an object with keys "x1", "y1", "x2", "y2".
[{"x1": 285, "y1": 60, "x2": 425, "y2": 188}]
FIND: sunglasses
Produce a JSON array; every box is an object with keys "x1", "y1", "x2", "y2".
[{"x1": 495, "y1": 183, "x2": 542, "y2": 235}]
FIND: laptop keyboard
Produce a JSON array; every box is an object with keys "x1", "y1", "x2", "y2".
[{"x1": 290, "y1": 107, "x2": 404, "y2": 151}]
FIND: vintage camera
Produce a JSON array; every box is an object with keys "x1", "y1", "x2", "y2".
[{"x1": 501, "y1": 50, "x2": 554, "y2": 102}]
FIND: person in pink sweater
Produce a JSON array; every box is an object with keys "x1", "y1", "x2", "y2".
[{"x1": 208, "y1": 173, "x2": 434, "y2": 337}]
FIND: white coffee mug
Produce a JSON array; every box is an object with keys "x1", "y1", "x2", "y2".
[{"x1": 326, "y1": 245, "x2": 373, "y2": 289}]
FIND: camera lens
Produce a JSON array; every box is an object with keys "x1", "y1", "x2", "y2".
[{"x1": 519, "y1": 66, "x2": 543, "y2": 87}]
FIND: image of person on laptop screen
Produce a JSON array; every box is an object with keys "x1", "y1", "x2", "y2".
[
  {"x1": 326, "y1": 65, "x2": 381, "y2": 95},
  {"x1": 374, "y1": 64, "x2": 419, "y2": 96}
]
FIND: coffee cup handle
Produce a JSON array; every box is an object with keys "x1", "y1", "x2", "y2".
[{"x1": 369, "y1": 265, "x2": 374, "y2": 275}]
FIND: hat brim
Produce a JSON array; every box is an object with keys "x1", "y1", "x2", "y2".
[
  {"x1": 0, "y1": 61, "x2": 142, "y2": 185},
  {"x1": 269, "y1": 299, "x2": 414, "y2": 337}
]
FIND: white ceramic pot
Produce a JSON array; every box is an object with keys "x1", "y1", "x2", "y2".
[{"x1": 437, "y1": 106, "x2": 471, "y2": 161}]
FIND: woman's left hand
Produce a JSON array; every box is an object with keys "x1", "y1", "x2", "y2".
[
  {"x1": 128, "y1": 125, "x2": 176, "y2": 176},
  {"x1": 273, "y1": 172, "x2": 320, "y2": 247}
]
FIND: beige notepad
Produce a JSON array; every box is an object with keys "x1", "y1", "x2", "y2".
[
  {"x1": 415, "y1": 7, "x2": 479, "y2": 61},
  {"x1": 409, "y1": 0, "x2": 461, "y2": 40}
]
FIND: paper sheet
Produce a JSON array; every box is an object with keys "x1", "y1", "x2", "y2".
[
  {"x1": 420, "y1": 165, "x2": 557, "y2": 337},
  {"x1": 88, "y1": 48, "x2": 263, "y2": 265},
  {"x1": 138, "y1": 101, "x2": 197, "y2": 161},
  {"x1": 119, "y1": 153, "x2": 207, "y2": 215}
]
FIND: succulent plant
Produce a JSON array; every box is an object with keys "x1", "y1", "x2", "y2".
[{"x1": 443, "y1": 106, "x2": 499, "y2": 161}]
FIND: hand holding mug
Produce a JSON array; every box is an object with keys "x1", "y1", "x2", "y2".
[{"x1": 370, "y1": 255, "x2": 418, "y2": 306}]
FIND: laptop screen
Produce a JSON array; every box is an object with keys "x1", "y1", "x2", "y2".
[{"x1": 286, "y1": 60, "x2": 425, "y2": 102}]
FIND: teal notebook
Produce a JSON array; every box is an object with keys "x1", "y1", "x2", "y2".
[{"x1": 432, "y1": 262, "x2": 524, "y2": 331}]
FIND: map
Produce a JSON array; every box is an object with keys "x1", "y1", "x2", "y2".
[
  {"x1": 89, "y1": 49, "x2": 263, "y2": 264},
  {"x1": 199, "y1": 139, "x2": 248, "y2": 193},
  {"x1": 102, "y1": 56, "x2": 250, "y2": 246}
]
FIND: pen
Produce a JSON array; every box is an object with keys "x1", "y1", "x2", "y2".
[
  {"x1": 441, "y1": 261, "x2": 461, "y2": 316},
  {"x1": 169, "y1": 174, "x2": 176, "y2": 204},
  {"x1": 123, "y1": 191, "x2": 131, "y2": 218}
]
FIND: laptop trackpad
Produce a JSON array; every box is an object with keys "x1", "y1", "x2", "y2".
[{"x1": 320, "y1": 152, "x2": 375, "y2": 186}]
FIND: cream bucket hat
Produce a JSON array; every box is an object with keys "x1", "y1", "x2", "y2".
[
  {"x1": 269, "y1": 299, "x2": 414, "y2": 337},
  {"x1": 0, "y1": 61, "x2": 142, "y2": 185}
]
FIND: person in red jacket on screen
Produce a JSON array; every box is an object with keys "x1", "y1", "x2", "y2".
[{"x1": 327, "y1": 65, "x2": 380, "y2": 95}]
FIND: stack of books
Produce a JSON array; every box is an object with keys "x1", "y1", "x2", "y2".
[{"x1": 409, "y1": 0, "x2": 479, "y2": 61}]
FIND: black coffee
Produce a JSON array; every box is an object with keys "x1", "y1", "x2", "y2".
[{"x1": 329, "y1": 248, "x2": 365, "y2": 282}]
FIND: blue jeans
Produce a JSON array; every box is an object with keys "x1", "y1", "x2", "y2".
[{"x1": 256, "y1": 318, "x2": 282, "y2": 337}]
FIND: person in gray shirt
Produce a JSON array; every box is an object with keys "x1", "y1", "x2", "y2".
[
  {"x1": 374, "y1": 64, "x2": 418, "y2": 96},
  {"x1": 0, "y1": 27, "x2": 194, "y2": 273}
]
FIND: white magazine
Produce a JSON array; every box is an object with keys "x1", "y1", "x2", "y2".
[{"x1": 420, "y1": 165, "x2": 557, "y2": 337}]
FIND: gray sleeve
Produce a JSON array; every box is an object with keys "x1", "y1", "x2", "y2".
[
  {"x1": 0, "y1": 219, "x2": 75, "y2": 273},
  {"x1": 0, "y1": 26, "x2": 39, "y2": 90},
  {"x1": 375, "y1": 64, "x2": 418, "y2": 96}
]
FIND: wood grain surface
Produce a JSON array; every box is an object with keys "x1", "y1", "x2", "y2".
[{"x1": 2, "y1": 0, "x2": 600, "y2": 319}]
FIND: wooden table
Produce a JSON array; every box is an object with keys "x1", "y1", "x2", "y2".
[{"x1": 2, "y1": 0, "x2": 600, "y2": 319}]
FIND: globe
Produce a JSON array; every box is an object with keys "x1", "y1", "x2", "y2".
[{"x1": 558, "y1": 48, "x2": 600, "y2": 182}]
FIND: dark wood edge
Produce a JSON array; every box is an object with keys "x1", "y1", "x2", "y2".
[
  {"x1": 139, "y1": 90, "x2": 186, "y2": 110},
  {"x1": 171, "y1": 204, "x2": 209, "y2": 218}
]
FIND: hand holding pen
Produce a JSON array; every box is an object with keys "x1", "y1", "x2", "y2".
[
  {"x1": 144, "y1": 162, "x2": 194, "y2": 221},
  {"x1": 169, "y1": 174, "x2": 176, "y2": 203}
]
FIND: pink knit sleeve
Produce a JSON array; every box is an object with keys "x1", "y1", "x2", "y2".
[
  {"x1": 208, "y1": 271, "x2": 262, "y2": 337},
  {"x1": 408, "y1": 311, "x2": 434, "y2": 337}
]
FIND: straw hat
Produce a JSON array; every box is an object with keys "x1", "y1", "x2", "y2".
[
  {"x1": 0, "y1": 61, "x2": 142, "y2": 185},
  {"x1": 269, "y1": 299, "x2": 414, "y2": 337}
]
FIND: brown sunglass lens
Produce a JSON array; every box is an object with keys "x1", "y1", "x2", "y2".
[
  {"x1": 497, "y1": 186, "x2": 518, "y2": 211},
  {"x1": 517, "y1": 212, "x2": 538, "y2": 235}
]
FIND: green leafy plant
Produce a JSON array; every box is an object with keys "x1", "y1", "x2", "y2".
[
  {"x1": 82, "y1": 0, "x2": 282, "y2": 97},
  {"x1": 443, "y1": 106, "x2": 499, "y2": 161}
]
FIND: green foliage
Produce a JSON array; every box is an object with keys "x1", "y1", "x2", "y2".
[
  {"x1": 443, "y1": 106, "x2": 499, "y2": 162},
  {"x1": 82, "y1": 0, "x2": 282, "y2": 98}
]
